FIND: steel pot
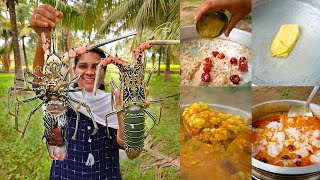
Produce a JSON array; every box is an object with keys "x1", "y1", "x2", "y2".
[
  {"x1": 252, "y1": 100, "x2": 320, "y2": 180},
  {"x1": 180, "y1": 26, "x2": 252, "y2": 86}
]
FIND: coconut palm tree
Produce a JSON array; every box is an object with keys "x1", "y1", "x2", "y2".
[
  {"x1": 6, "y1": 0, "x2": 22, "y2": 77},
  {"x1": 0, "y1": 4, "x2": 11, "y2": 73},
  {"x1": 98, "y1": 0, "x2": 179, "y2": 80},
  {"x1": 1, "y1": 0, "x2": 37, "y2": 72}
]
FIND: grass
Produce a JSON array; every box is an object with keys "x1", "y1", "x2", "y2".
[
  {"x1": 0, "y1": 72, "x2": 180, "y2": 179},
  {"x1": 281, "y1": 88, "x2": 292, "y2": 99},
  {"x1": 105, "y1": 72, "x2": 180, "y2": 179},
  {"x1": 0, "y1": 73, "x2": 51, "y2": 179}
]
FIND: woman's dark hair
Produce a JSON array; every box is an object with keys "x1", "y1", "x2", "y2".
[
  {"x1": 74, "y1": 47, "x2": 107, "y2": 91},
  {"x1": 74, "y1": 47, "x2": 106, "y2": 66}
]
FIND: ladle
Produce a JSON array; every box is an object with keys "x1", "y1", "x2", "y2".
[{"x1": 288, "y1": 86, "x2": 319, "y2": 117}]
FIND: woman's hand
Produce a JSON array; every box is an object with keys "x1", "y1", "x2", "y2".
[
  {"x1": 30, "y1": 4, "x2": 63, "y2": 35},
  {"x1": 195, "y1": 0, "x2": 251, "y2": 37},
  {"x1": 31, "y1": 4, "x2": 63, "y2": 78},
  {"x1": 114, "y1": 88, "x2": 150, "y2": 148}
]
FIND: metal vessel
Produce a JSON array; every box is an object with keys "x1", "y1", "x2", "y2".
[{"x1": 252, "y1": 100, "x2": 320, "y2": 180}]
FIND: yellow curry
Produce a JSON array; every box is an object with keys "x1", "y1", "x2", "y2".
[{"x1": 181, "y1": 103, "x2": 252, "y2": 180}]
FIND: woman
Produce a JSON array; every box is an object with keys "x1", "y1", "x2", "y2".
[{"x1": 31, "y1": 4, "x2": 125, "y2": 179}]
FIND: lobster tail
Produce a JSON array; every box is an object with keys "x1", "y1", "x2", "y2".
[
  {"x1": 123, "y1": 105, "x2": 145, "y2": 159},
  {"x1": 43, "y1": 112, "x2": 68, "y2": 147}
]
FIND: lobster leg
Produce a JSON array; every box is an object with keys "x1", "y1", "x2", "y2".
[
  {"x1": 7, "y1": 86, "x2": 41, "y2": 116},
  {"x1": 143, "y1": 96, "x2": 165, "y2": 137},
  {"x1": 67, "y1": 102, "x2": 80, "y2": 140},
  {"x1": 17, "y1": 94, "x2": 44, "y2": 104},
  {"x1": 145, "y1": 67, "x2": 156, "y2": 87},
  {"x1": 144, "y1": 101, "x2": 163, "y2": 138},
  {"x1": 105, "y1": 108, "x2": 124, "y2": 139},
  {"x1": 23, "y1": 69, "x2": 45, "y2": 86},
  {"x1": 67, "y1": 97, "x2": 99, "y2": 135},
  {"x1": 21, "y1": 102, "x2": 44, "y2": 138}
]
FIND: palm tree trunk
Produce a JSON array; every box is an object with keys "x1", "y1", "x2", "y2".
[
  {"x1": 66, "y1": 28, "x2": 74, "y2": 79},
  {"x1": 164, "y1": 45, "x2": 171, "y2": 82},
  {"x1": 157, "y1": 46, "x2": 162, "y2": 76},
  {"x1": 22, "y1": 36, "x2": 29, "y2": 70},
  {"x1": 7, "y1": 0, "x2": 22, "y2": 78},
  {"x1": 151, "y1": 52, "x2": 156, "y2": 67},
  {"x1": 2, "y1": 54, "x2": 10, "y2": 73}
]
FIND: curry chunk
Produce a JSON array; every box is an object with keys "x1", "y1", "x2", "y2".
[{"x1": 182, "y1": 102, "x2": 249, "y2": 145}]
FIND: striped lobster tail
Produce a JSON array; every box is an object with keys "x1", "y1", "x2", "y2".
[
  {"x1": 123, "y1": 106, "x2": 146, "y2": 159},
  {"x1": 43, "y1": 112, "x2": 68, "y2": 147}
]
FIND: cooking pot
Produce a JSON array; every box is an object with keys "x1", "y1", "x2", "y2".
[
  {"x1": 252, "y1": 100, "x2": 320, "y2": 179},
  {"x1": 180, "y1": 26, "x2": 252, "y2": 86}
]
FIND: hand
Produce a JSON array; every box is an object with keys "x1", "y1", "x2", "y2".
[
  {"x1": 114, "y1": 88, "x2": 150, "y2": 148},
  {"x1": 195, "y1": 0, "x2": 251, "y2": 37},
  {"x1": 30, "y1": 4, "x2": 63, "y2": 35}
]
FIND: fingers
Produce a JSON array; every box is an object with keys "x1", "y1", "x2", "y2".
[
  {"x1": 114, "y1": 89, "x2": 121, "y2": 110},
  {"x1": 195, "y1": 0, "x2": 227, "y2": 20},
  {"x1": 30, "y1": 18, "x2": 49, "y2": 28},
  {"x1": 31, "y1": 4, "x2": 63, "y2": 29},
  {"x1": 33, "y1": 8, "x2": 56, "y2": 27},
  {"x1": 145, "y1": 87, "x2": 151, "y2": 108},
  {"x1": 224, "y1": 15, "x2": 242, "y2": 37},
  {"x1": 48, "y1": 146, "x2": 59, "y2": 160},
  {"x1": 40, "y1": 4, "x2": 63, "y2": 18}
]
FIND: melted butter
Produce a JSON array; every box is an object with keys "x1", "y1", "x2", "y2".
[{"x1": 270, "y1": 24, "x2": 300, "y2": 58}]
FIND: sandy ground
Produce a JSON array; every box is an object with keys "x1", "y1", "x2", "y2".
[
  {"x1": 253, "y1": 86, "x2": 320, "y2": 106},
  {"x1": 181, "y1": 86, "x2": 320, "y2": 113}
]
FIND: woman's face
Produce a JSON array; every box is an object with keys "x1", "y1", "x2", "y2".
[{"x1": 74, "y1": 51, "x2": 105, "y2": 92}]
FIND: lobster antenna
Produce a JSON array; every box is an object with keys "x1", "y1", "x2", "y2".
[
  {"x1": 90, "y1": 32, "x2": 137, "y2": 50},
  {"x1": 51, "y1": 28, "x2": 55, "y2": 54}
]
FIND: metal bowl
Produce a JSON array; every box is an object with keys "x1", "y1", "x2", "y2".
[
  {"x1": 181, "y1": 26, "x2": 252, "y2": 86},
  {"x1": 196, "y1": 10, "x2": 228, "y2": 39},
  {"x1": 181, "y1": 26, "x2": 251, "y2": 47},
  {"x1": 252, "y1": 100, "x2": 320, "y2": 179},
  {"x1": 252, "y1": 0, "x2": 320, "y2": 86}
]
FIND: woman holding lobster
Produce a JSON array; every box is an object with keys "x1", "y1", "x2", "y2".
[{"x1": 30, "y1": 4, "x2": 145, "y2": 179}]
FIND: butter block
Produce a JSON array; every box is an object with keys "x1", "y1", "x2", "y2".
[{"x1": 270, "y1": 24, "x2": 300, "y2": 58}]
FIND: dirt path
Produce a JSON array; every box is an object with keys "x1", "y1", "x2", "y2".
[
  {"x1": 180, "y1": 1, "x2": 252, "y2": 33},
  {"x1": 253, "y1": 87, "x2": 320, "y2": 105}
]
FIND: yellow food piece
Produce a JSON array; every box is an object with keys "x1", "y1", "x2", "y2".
[
  {"x1": 182, "y1": 102, "x2": 249, "y2": 145},
  {"x1": 270, "y1": 24, "x2": 300, "y2": 58}
]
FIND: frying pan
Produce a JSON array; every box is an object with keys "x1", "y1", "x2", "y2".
[
  {"x1": 253, "y1": 0, "x2": 320, "y2": 86},
  {"x1": 181, "y1": 26, "x2": 252, "y2": 86}
]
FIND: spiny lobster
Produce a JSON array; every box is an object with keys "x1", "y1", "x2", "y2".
[
  {"x1": 7, "y1": 31, "x2": 136, "y2": 160},
  {"x1": 93, "y1": 39, "x2": 179, "y2": 159}
]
